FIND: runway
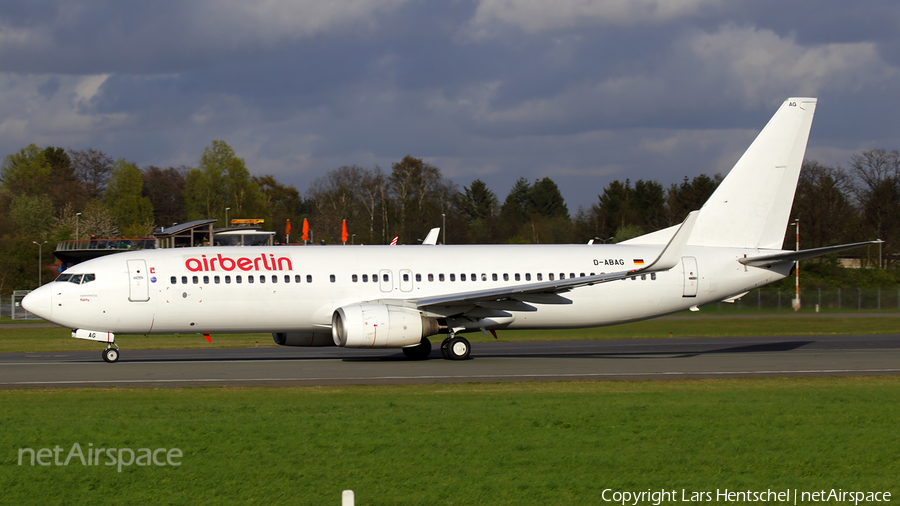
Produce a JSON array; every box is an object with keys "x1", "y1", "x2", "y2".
[{"x1": 1, "y1": 334, "x2": 899, "y2": 388}]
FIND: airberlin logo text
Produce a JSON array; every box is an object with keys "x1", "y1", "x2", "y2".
[{"x1": 185, "y1": 254, "x2": 293, "y2": 272}]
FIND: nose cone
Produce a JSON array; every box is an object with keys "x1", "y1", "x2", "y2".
[{"x1": 21, "y1": 285, "x2": 52, "y2": 320}]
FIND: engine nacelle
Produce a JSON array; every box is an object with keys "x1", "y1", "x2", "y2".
[
  {"x1": 332, "y1": 304, "x2": 440, "y2": 348},
  {"x1": 272, "y1": 332, "x2": 335, "y2": 347}
]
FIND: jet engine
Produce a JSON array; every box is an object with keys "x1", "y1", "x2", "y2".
[{"x1": 332, "y1": 304, "x2": 440, "y2": 348}]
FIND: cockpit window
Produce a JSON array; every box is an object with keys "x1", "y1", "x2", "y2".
[{"x1": 56, "y1": 273, "x2": 95, "y2": 284}]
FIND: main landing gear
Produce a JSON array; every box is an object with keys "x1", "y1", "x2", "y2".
[
  {"x1": 102, "y1": 344, "x2": 120, "y2": 363},
  {"x1": 401, "y1": 337, "x2": 432, "y2": 360},
  {"x1": 401, "y1": 333, "x2": 472, "y2": 360},
  {"x1": 441, "y1": 334, "x2": 471, "y2": 360}
]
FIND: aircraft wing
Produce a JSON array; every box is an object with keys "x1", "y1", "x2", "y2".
[
  {"x1": 413, "y1": 211, "x2": 699, "y2": 311},
  {"x1": 739, "y1": 241, "x2": 882, "y2": 267}
]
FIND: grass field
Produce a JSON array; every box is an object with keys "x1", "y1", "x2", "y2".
[
  {"x1": 1, "y1": 377, "x2": 897, "y2": 505},
  {"x1": 0, "y1": 313, "x2": 898, "y2": 354}
]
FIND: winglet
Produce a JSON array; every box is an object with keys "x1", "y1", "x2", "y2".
[
  {"x1": 422, "y1": 228, "x2": 440, "y2": 245},
  {"x1": 640, "y1": 211, "x2": 699, "y2": 272}
]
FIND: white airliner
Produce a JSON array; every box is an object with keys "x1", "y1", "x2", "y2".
[{"x1": 23, "y1": 98, "x2": 876, "y2": 363}]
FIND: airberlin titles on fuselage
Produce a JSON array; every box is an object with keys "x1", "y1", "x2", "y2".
[{"x1": 184, "y1": 253, "x2": 293, "y2": 272}]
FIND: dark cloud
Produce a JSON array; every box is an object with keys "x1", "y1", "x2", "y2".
[{"x1": 0, "y1": 0, "x2": 898, "y2": 209}]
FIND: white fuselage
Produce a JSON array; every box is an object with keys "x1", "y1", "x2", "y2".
[{"x1": 27, "y1": 244, "x2": 791, "y2": 336}]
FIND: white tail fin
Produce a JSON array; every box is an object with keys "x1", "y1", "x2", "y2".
[
  {"x1": 689, "y1": 98, "x2": 817, "y2": 249},
  {"x1": 623, "y1": 98, "x2": 817, "y2": 248}
]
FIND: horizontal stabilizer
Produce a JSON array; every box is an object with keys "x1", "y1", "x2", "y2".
[{"x1": 739, "y1": 241, "x2": 881, "y2": 267}]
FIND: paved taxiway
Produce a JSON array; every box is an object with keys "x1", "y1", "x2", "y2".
[{"x1": 1, "y1": 334, "x2": 898, "y2": 388}]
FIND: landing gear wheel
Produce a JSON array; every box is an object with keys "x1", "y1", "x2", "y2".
[
  {"x1": 440, "y1": 338, "x2": 451, "y2": 359},
  {"x1": 443, "y1": 336, "x2": 471, "y2": 360},
  {"x1": 402, "y1": 337, "x2": 432, "y2": 360},
  {"x1": 102, "y1": 347, "x2": 119, "y2": 363}
]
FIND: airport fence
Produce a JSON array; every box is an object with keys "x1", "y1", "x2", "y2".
[{"x1": 710, "y1": 287, "x2": 900, "y2": 313}]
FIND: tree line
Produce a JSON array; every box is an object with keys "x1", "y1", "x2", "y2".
[{"x1": 1, "y1": 140, "x2": 898, "y2": 292}]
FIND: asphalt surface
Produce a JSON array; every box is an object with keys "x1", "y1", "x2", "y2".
[{"x1": 1, "y1": 334, "x2": 898, "y2": 388}]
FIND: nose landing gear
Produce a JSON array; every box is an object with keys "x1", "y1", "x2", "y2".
[
  {"x1": 72, "y1": 329, "x2": 119, "y2": 363},
  {"x1": 102, "y1": 344, "x2": 120, "y2": 363}
]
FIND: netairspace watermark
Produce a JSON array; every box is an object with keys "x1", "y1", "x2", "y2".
[
  {"x1": 18, "y1": 443, "x2": 181, "y2": 473},
  {"x1": 601, "y1": 488, "x2": 892, "y2": 506}
]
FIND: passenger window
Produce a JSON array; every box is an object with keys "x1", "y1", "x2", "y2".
[
  {"x1": 450, "y1": 274, "x2": 456, "y2": 281},
  {"x1": 248, "y1": 276, "x2": 254, "y2": 284},
  {"x1": 492, "y1": 273, "x2": 498, "y2": 281},
  {"x1": 214, "y1": 276, "x2": 220, "y2": 284},
  {"x1": 236, "y1": 275, "x2": 242, "y2": 284},
  {"x1": 503, "y1": 273, "x2": 509, "y2": 281},
  {"x1": 570, "y1": 273, "x2": 575, "y2": 279},
  {"x1": 225, "y1": 276, "x2": 231, "y2": 284},
  {"x1": 260, "y1": 275, "x2": 266, "y2": 284},
  {"x1": 515, "y1": 273, "x2": 520, "y2": 281},
  {"x1": 641, "y1": 274, "x2": 646, "y2": 280},
  {"x1": 284, "y1": 275, "x2": 290, "y2": 283},
  {"x1": 580, "y1": 273, "x2": 585, "y2": 277},
  {"x1": 192, "y1": 276, "x2": 199, "y2": 284},
  {"x1": 460, "y1": 273, "x2": 466, "y2": 281},
  {"x1": 472, "y1": 273, "x2": 477, "y2": 281},
  {"x1": 203, "y1": 275, "x2": 209, "y2": 284},
  {"x1": 170, "y1": 276, "x2": 177, "y2": 284},
  {"x1": 481, "y1": 273, "x2": 487, "y2": 281},
  {"x1": 537, "y1": 273, "x2": 542, "y2": 281},
  {"x1": 307, "y1": 275, "x2": 312, "y2": 283},
  {"x1": 403, "y1": 273, "x2": 409, "y2": 282},
  {"x1": 295, "y1": 275, "x2": 301, "y2": 283},
  {"x1": 382, "y1": 274, "x2": 388, "y2": 282},
  {"x1": 439, "y1": 273, "x2": 445, "y2": 282},
  {"x1": 362, "y1": 274, "x2": 368, "y2": 282},
  {"x1": 352, "y1": 274, "x2": 358, "y2": 283},
  {"x1": 549, "y1": 273, "x2": 555, "y2": 281},
  {"x1": 330, "y1": 274, "x2": 336, "y2": 283},
  {"x1": 651, "y1": 273, "x2": 656, "y2": 280},
  {"x1": 525, "y1": 273, "x2": 531, "y2": 281},
  {"x1": 560, "y1": 273, "x2": 565, "y2": 279},
  {"x1": 271, "y1": 275, "x2": 277, "y2": 283},
  {"x1": 69, "y1": 274, "x2": 83, "y2": 284},
  {"x1": 428, "y1": 274, "x2": 434, "y2": 282},
  {"x1": 415, "y1": 274, "x2": 421, "y2": 282},
  {"x1": 182, "y1": 276, "x2": 188, "y2": 284}
]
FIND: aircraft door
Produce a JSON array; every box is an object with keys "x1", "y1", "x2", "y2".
[
  {"x1": 399, "y1": 269, "x2": 413, "y2": 292},
  {"x1": 379, "y1": 269, "x2": 392, "y2": 293},
  {"x1": 127, "y1": 259, "x2": 150, "y2": 302},
  {"x1": 682, "y1": 256, "x2": 698, "y2": 297}
]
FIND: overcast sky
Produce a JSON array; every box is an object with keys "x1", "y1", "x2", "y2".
[{"x1": 1, "y1": 0, "x2": 898, "y2": 209}]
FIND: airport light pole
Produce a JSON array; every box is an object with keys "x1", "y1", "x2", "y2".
[
  {"x1": 793, "y1": 219, "x2": 800, "y2": 311},
  {"x1": 33, "y1": 241, "x2": 47, "y2": 287},
  {"x1": 442, "y1": 213, "x2": 446, "y2": 245},
  {"x1": 76, "y1": 212, "x2": 81, "y2": 241},
  {"x1": 225, "y1": 207, "x2": 231, "y2": 227},
  {"x1": 351, "y1": 234, "x2": 355, "y2": 245}
]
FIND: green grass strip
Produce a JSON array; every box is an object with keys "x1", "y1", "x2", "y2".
[{"x1": 1, "y1": 377, "x2": 898, "y2": 505}]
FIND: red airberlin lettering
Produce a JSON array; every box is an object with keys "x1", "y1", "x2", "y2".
[{"x1": 185, "y1": 254, "x2": 293, "y2": 272}]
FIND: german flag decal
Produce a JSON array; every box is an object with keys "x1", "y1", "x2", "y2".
[{"x1": 633, "y1": 259, "x2": 645, "y2": 266}]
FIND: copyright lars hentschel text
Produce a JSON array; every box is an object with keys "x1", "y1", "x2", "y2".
[{"x1": 602, "y1": 488, "x2": 891, "y2": 505}]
